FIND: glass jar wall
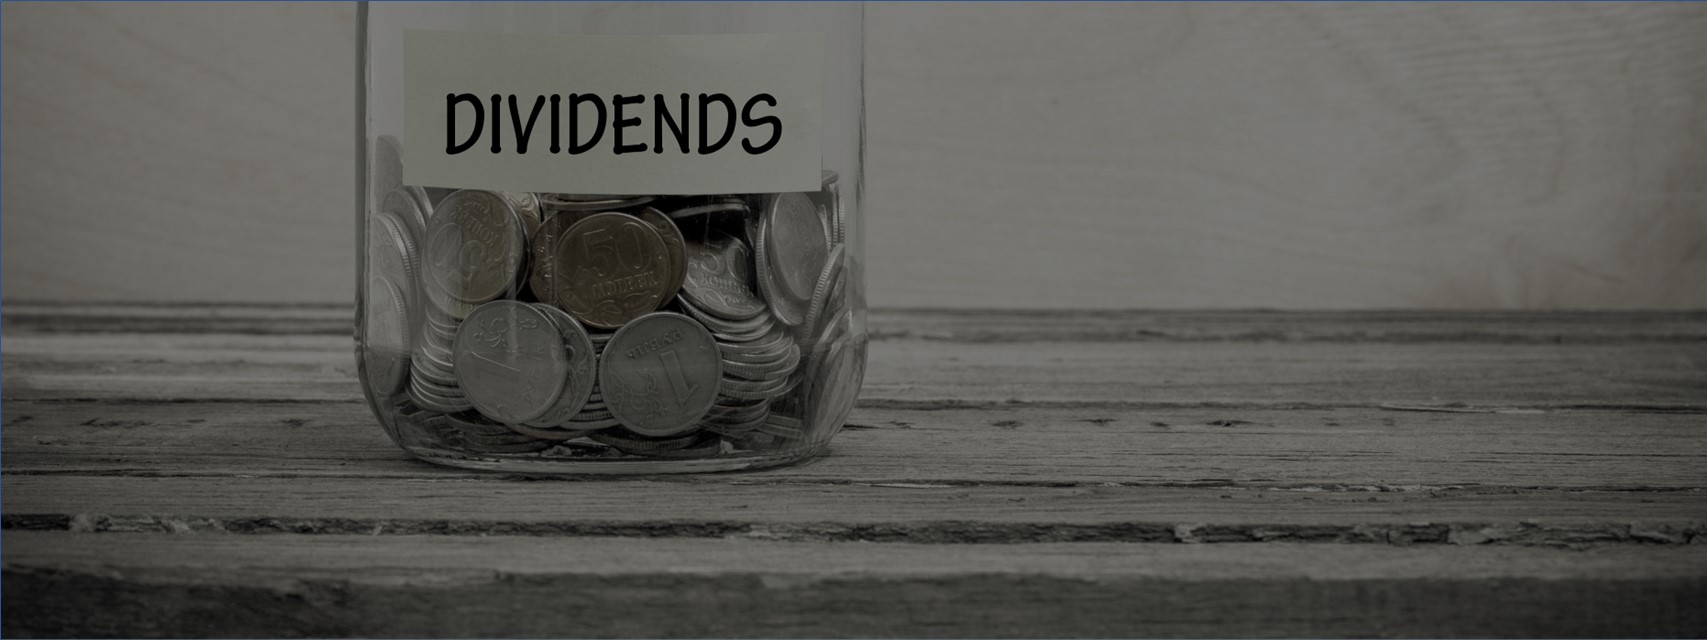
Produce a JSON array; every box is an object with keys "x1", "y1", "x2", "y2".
[{"x1": 357, "y1": 3, "x2": 865, "y2": 473}]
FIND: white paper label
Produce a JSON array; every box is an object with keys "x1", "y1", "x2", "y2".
[{"x1": 403, "y1": 30, "x2": 822, "y2": 195}]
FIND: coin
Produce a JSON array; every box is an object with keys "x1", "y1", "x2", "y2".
[
  {"x1": 362, "y1": 276, "x2": 411, "y2": 397},
  {"x1": 763, "y1": 193, "x2": 829, "y2": 303},
  {"x1": 634, "y1": 207, "x2": 687, "y2": 308},
  {"x1": 381, "y1": 188, "x2": 428, "y2": 251},
  {"x1": 505, "y1": 422, "x2": 601, "y2": 441},
  {"x1": 600, "y1": 312, "x2": 722, "y2": 437},
  {"x1": 749, "y1": 216, "x2": 803, "y2": 326},
  {"x1": 801, "y1": 244, "x2": 847, "y2": 341},
  {"x1": 423, "y1": 190, "x2": 526, "y2": 318},
  {"x1": 554, "y1": 212, "x2": 673, "y2": 329},
  {"x1": 409, "y1": 375, "x2": 472, "y2": 413},
  {"x1": 366, "y1": 209, "x2": 418, "y2": 300},
  {"x1": 527, "y1": 212, "x2": 580, "y2": 306},
  {"x1": 453, "y1": 301, "x2": 568, "y2": 424},
  {"x1": 528, "y1": 304, "x2": 599, "y2": 426},
  {"x1": 665, "y1": 201, "x2": 748, "y2": 220},
  {"x1": 540, "y1": 193, "x2": 655, "y2": 212},
  {"x1": 804, "y1": 308, "x2": 864, "y2": 431},
  {"x1": 680, "y1": 230, "x2": 766, "y2": 320},
  {"x1": 501, "y1": 191, "x2": 542, "y2": 236}
]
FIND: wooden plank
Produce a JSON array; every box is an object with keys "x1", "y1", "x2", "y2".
[
  {"x1": 8, "y1": 304, "x2": 1707, "y2": 342},
  {"x1": 6, "y1": 331, "x2": 1703, "y2": 407},
  {"x1": 5, "y1": 532, "x2": 1705, "y2": 637},
  {"x1": 4, "y1": 476, "x2": 1703, "y2": 546},
  {"x1": 865, "y1": 309, "x2": 1707, "y2": 344},
  {"x1": 0, "y1": 303, "x2": 353, "y2": 335},
  {"x1": 5, "y1": 401, "x2": 1704, "y2": 488}
]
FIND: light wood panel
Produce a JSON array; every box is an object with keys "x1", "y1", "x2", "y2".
[
  {"x1": 866, "y1": 3, "x2": 1707, "y2": 308},
  {"x1": 4, "y1": 3, "x2": 1706, "y2": 308}
]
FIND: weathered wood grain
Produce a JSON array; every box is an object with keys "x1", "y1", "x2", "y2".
[
  {"x1": 5, "y1": 475, "x2": 1703, "y2": 547},
  {"x1": 9, "y1": 303, "x2": 1707, "y2": 342},
  {"x1": 5, "y1": 401, "x2": 1705, "y2": 489},
  {"x1": 4, "y1": 307, "x2": 1704, "y2": 637},
  {"x1": 6, "y1": 533, "x2": 1706, "y2": 638},
  {"x1": 5, "y1": 330, "x2": 1703, "y2": 407}
]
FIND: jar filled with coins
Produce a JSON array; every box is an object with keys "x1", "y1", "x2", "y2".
[{"x1": 357, "y1": 3, "x2": 865, "y2": 473}]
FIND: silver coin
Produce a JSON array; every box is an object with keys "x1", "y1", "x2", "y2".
[
  {"x1": 600, "y1": 312, "x2": 722, "y2": 437},
  {"x1": 412, "y1": 355, "x2": 460, "y2": 387},
  {"x1": 723, "y1": 347, "x2": 800, "y2": 382},
  {"x1": 572, "y1": 408, "x2": 616, "y2": 422},
  {"x1": 505, "y1": 422, "x2": 601, "y2": 441},
  {"x1": 423, "y1": 190, "x2": 526, "y2": 317},
  {"x1": 460, "y1": 439, "x2": 555, "y2": 454},
  {"x1": 563, "y1": 416, "x2": 623, "y2": 430},
  {"x1": 362, "y1": 276, "x2": 411, "y2": 397},
  {"x1": 801, "y1": 244, "x2": 847, "y2": 342},
  {"x1": 706, "y1": 402, "x2": 769, "y2": 421},
  {"x1": 828, "y1": 181, "x2": 846, "y2": 246},
  {"x1": 367, "y1": 209, "x2": 418, "y2": 295},
  {"x1": 531, "y1": 304, "x2": 599, "y2": 425},
  {"x1": 763, "y1": 192, "x2": 829, "y2": 304},
  {"x1": 590, "y1": 430, "x2": 708, "y2": 454},
  {"x1": 716, "y1": 326, "x2": 793, "y2": 357},
  {"x1": 411, "y1": 368, "x2": 466, "y2": 397},
  {"x1": 409, "y1": 377, "x2": 473, "y2": 413},
  {"x1": 678, "y1": 296, "x2": 774, "y2": 336},
  {"x1": 666, "y1": 202, "x2": 748, "y2": 220},
  {"x1": 634, "y1": 207, "x2": 687, "y2": 309},
  {"x1": 680, "y1": 230, "x2": 767, "y2": 321},
  {"x1": 749, "y1": 217, "x2": 802, "y2": 327},
  {"x1": 805, "y1": 309, "x2": 864, "y2": 432},
  {"x1": 722, "y1": 343, "x2": 797, "y2": 368},
  {"x1": 446, "y1": 411, "x2": 529, "y2": 437},
  {"x1": 381, "y1": 188, "x2": 428, "y2": 255},
  {"x1": 719, "y1": 376, "x2": 796, "y2": 402},
  {"x1": 454, "y1": 301, "x2": 569, "y2": 424},
  {"x1": 501, "y1": 191, "x2": 542, "y2": 236},
  {"x1": 540, "y1": 193, "x2": 655, "y2": 211}
]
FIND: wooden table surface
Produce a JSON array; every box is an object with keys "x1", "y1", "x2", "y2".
[{"x1": 3, "y1": 304, "x2": 1705, "y2": 637}]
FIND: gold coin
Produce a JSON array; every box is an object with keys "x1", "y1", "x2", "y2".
[{"x1": 553, "y1": 212, "x2": 673, "y2": 329}]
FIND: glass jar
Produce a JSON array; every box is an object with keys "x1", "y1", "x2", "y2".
[{"x1": 357, "y1": 2, "x2": 865, "y2": 473}]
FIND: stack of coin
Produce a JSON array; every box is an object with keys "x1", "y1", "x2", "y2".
[
  {"x1": 750, "y1": 192, "x2": 830, "y2": 328},
  {"x1": 662, "y1": 194, "x2": 751, "y2": 221},
  {"x1": 362, "y1": 206, "x2": 416, "y2": 400},
  {"x1": 362, "y1": 136, "x2": 861, "y2": 461},
  {"x1": 452, "y1": 301, "x2": 573, "y2": 426},
  {"x1": 559, "y1": 329, "x2": 620, "y2": 430},
  {"x1": 440, "y1": 411, "x2": 555, "y2": 455},
  {"x1": 407, "y1": 302, "x2": 473, "y2": 414},
  {"x1": 510, "y1": 303, "x2": 600, "y2": 436}
]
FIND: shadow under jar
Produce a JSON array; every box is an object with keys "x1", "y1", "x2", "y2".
[{"x1": 357, "y1": 3, "x2": 866, "y2": 473}]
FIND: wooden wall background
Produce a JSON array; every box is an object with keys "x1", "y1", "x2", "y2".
[{"x1": 4, "y1": 2, "x2": 1704, "y2": 309}]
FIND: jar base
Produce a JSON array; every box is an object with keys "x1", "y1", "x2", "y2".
[{"x1": 401, "y1": 443, "x2": 826, "y2": 475}]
